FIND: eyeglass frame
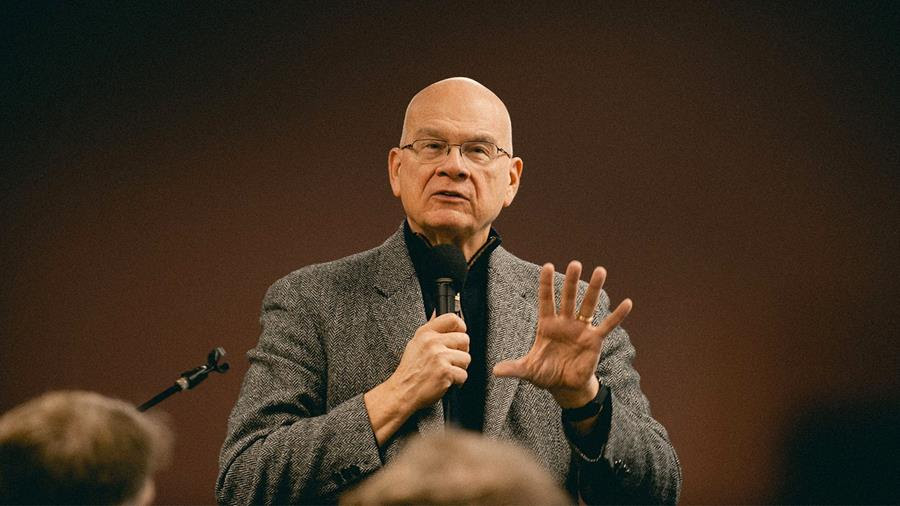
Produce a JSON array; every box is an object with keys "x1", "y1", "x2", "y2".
[{"x1": 399, "y1": 138, "x2": 513, "y2": 164}]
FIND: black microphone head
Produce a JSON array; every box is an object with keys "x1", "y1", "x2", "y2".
[{"x1": 430, "y1": 244, "x2": 468, "y2": 291}]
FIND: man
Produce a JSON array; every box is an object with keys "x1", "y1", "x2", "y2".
[
  {"x1": 0, "y1": 390, "x2": 169, "y2": 505},
  {"x1": 217, "y1": 77, "x2": 681, "y2": 504}
]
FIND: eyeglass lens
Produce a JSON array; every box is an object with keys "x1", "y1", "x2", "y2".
[{"x1": 412, "y1": 140, "x2": 499, "y2": 164}]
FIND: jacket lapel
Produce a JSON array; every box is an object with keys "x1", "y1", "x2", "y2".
[
  {"x1": 370, "y1": 226, "x2": 445, "y2": 436},
  {"x1": 483, "y1": 247, "x2": 536, "y2": 437}
]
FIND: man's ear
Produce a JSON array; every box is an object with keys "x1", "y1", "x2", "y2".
[
  {"x1": 503, "y1": 157, "x2": 523, "y2": 207},
  {"x1": 388, "y1": 147, "x2": 402, "y2": 198}
]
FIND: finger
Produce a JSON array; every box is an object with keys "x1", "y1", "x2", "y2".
[
  {"x1": 592, "y1": 298, "x2": 633, "y2": 337},
  {"x1": 428, "y1": 312, "x2": 467, "y2": 333},
  {"x1": 559, "y1": 260, "x2": 582, "y2": 317},
  {"x1": 445, "y1": 349, "x2": 471, "y2": 369},
  {"x1": 493, "y1": 358, "x2": 527, "y2": 378},
  {"x1": 559, "y1": 260, "x2": 581, "y2": 318},
  {"x1": 577, "y1": 266, "x2": 607, "y2": 321},
  {"x1": 440, "y1": 332, "x2": 470, "y2": 352},
  {"x1": 537, "y1": 263, "x2": 556, "y2": 319},
  {"x1": 450, "y1": 367, "x2": 468, "y2": 385}
]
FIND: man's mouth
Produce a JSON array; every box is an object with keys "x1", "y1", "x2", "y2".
[{"x1": 433, "y1": 190, "x2": 468, "y2": 200}]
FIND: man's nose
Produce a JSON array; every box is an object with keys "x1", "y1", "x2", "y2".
[{"x1": 436, "y1": 145, "x2": 470, "y2": 179}]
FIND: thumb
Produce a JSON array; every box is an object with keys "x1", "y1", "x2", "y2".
[{"x1": 493, "y1": 359, "x2": 526, "y2": 378}]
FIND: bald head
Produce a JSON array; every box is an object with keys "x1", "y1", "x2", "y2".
[{"x1": 400, "y1": 77, "x2": 513, "y2": 153}]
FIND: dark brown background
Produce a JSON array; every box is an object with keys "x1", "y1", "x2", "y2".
[{"x1": 2, "y1": 2, "x2": 898, "y2": 504}]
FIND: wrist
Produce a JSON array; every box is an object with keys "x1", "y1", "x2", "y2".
[
  {"x1": 561, "y1": 380, "x2": 607, "y2": 424},
  {"x1": 554, "y1": 376, "x2": 600, "y2": 409},
  {"x1": 364, "y1": 380, "x2": 412, "y2": 447},
  {"x1": 373, "y1": 378, "x2": 413, "y2": 419}
]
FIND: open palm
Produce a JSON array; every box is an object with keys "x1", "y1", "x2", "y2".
[{"x1": 493, "y1": 261, "x2": 632, "y2": 408}]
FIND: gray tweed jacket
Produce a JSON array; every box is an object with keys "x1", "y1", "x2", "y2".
[{"x1": 217, "y1": 225, "x2": 682, "y2": 504}]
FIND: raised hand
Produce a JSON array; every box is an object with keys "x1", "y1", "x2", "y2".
[{"x1": 493, "y1": 261, "x2": 632, "y2": 408}]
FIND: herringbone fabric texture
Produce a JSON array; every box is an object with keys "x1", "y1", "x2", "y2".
[{"x1": 217, "y1": 225, "x2": 681, "y2": 504}]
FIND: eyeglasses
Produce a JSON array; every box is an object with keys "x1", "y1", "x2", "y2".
[{"x1": 400, "y1": 139, "x2": 512, "y2": 165}]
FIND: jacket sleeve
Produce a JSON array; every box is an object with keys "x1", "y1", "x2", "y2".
[
  {"x1": 216, "y1": 275, "x2": 382, "y2": 504},
  {"x1": 565, "y1": 291, "x2": 683, "y2": 504}
]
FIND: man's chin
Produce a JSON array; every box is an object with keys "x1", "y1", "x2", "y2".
[{"x1": 411, "y1": 215, "x2": 477, "y2": 241}]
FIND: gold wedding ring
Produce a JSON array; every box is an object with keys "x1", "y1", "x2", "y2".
[{"x1": 576, "y1": 314, "x2": 592, "y2": 324}]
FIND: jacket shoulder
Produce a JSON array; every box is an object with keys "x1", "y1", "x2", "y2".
[
  {"x1": 263, "y1": 246, "x2": 383, "y2": 308},
  {"x1": 490, "y1": 246, "x2": 543, "y2": 283}
]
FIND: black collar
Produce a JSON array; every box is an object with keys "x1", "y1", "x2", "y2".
[{"x1": 402, "y1": 220, "x2": 502, "y2": 282}]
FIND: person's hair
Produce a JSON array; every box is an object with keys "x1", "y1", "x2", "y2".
[
  {"x1": 340, "y1": 428, "x2": 570, "y2": 505},
  {"x1": 0, "y1": 390, "x2": 170, "y2": 505}
]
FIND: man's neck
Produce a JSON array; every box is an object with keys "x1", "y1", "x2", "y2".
[{"x1": 406, "y1": 219, "x2": 489, "y2": 262}]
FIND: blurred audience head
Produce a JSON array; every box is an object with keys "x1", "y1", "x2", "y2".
[
  {"x1": 0, "y1": 390, "x2": 170, "y2": 505},
  {"x1": 341, "y1": 428, "x2": 569, "y2": 505}
]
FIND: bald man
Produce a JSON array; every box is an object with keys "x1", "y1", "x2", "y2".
[{"x1": 218, "y1": 78, "x2": 681, "y2": 504}]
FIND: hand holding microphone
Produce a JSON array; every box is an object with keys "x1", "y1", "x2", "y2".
[
  {"x1": 387, "y1": 313, "x2": 471, "y2": 415},
  {"x1": 363, "y1": 244, "x2": 470, "y2": 443}
]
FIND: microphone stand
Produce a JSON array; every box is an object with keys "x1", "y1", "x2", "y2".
[{"x1": 138, "y1": 347, "x2": 230, "y2": 412}]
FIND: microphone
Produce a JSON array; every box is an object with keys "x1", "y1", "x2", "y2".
[
  {"x1": 430, "y1": 244, "x2": 467, "y2": 317},
  {"x1": 429, "y1": 244, "x2": 468, "y2": 426},
  {"x1": 137, "y1": 347, "x2": 230, "y2": 412}
]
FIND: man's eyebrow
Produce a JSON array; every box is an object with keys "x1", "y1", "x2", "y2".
[{"x1": 413, "y1": 128, "x2": 498, "y2": 144}]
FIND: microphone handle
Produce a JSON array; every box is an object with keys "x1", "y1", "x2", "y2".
[
  {"x1": 436, "y1": 278, "x2": 456, "y2": 316},
  {"x1": 436, "y1": 278, "x2": 462, "y2": 426}
]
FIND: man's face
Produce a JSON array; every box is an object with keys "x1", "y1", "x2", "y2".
[{"x1": 388, "y1": 82, "x2": 523, "y2": 248}]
